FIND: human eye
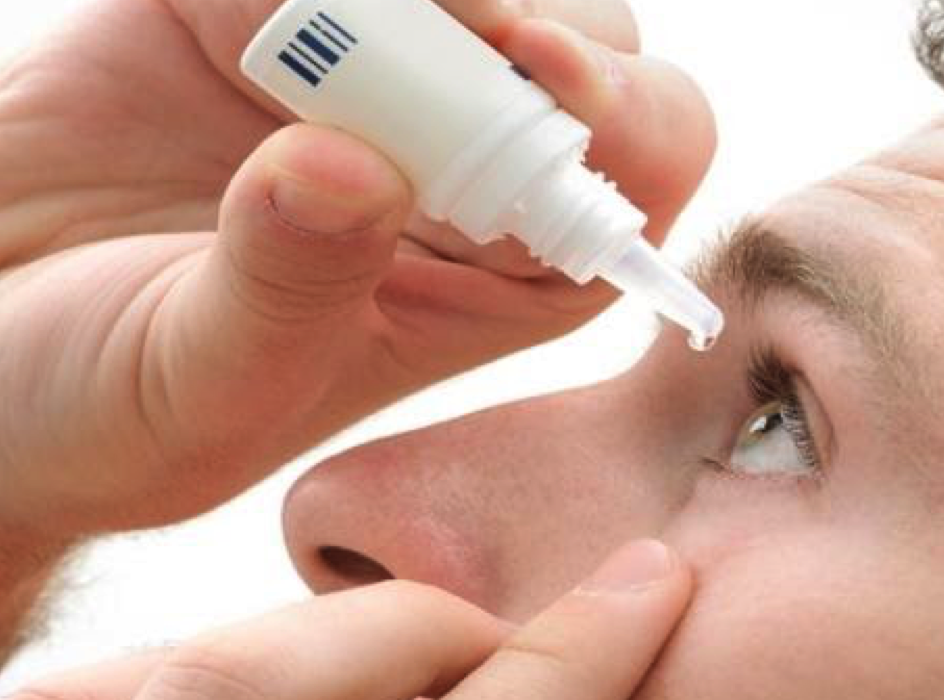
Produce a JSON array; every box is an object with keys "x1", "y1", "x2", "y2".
[{"x1": 707, "y1": 349, "x2": 822, "y2": 479}]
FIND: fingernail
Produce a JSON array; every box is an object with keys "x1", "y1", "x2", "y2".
[
  {"x1": 587, "y1": 40, "x2": 628, "y2": 86},
  {"x1": 552, "y1": 22, "x2": 628, "y2": 87},
  {"x1": 577, "y1": 540, "x2": 676, "y2": 593},
  {"x1": 270, "y1": 171, "x2": 380, "y2": 235}
]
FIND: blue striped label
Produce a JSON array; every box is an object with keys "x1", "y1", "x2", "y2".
[{"x1": 278, "y1": 11, "x2": 358, "y2": 89}]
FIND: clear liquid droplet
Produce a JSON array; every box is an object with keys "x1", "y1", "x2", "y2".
[{"x1": 688, "y1": 333, "x2": 717, "y2": 353}]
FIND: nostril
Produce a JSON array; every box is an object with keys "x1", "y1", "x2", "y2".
[{"x1": 318, "y1": 546, "x2": 394, "y2": 586}]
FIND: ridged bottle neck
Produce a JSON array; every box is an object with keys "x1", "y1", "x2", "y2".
[
  {"x1": 500, "y1": 159, "x2": 647, "y2": 283},
  {"x1": 426, "y1": 96, "x2": 648, "y2": 283}
]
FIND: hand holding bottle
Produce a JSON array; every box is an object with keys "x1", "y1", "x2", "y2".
[{"x1": 0, "y1": 0, "x2": 716, "y2": 556}]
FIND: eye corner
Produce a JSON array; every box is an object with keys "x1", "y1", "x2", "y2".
[{"x1": 697, "y1": 456, "x2": 750, "y2": 481}]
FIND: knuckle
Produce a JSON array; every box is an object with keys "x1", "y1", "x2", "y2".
[
  {"x1": 145, "y1": 643, "x2": 273, "y2": 700},
  {"x1": 499, "y1": 636, "x2": 570, "y2": 671},
  {"x1": 493, "y1": 633, "x2": 597, "y2": 689},
  {"x1": 222, "y1": 232, "x2": 375, "y2": 327}
]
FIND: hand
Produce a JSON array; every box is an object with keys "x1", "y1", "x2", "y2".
[
  {"x1": 0, "y1": 0, "x2": 715, "y2": 542},
  {"x1": 10, "y1": 541, "x2": 691, "y2": 700}
]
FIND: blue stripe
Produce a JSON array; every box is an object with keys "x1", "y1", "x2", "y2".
[
  {"x1": 278, "y1": 50, "x2": 321, "y2": 88},
  {"x1": 310, "y1": 20, "x2": 348, "y2": 52},
  {"x1": 318, "y1": 12, "x2": 357, "y2": 44},
  {"x1": 289, "y1": 41, "x2": 327, "y2": 73},
  {"x1": 298, "y1": 28, "x2": 340, "y2": 65}
]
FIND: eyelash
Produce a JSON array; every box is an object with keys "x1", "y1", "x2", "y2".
[{"x1": 704, "y1": 348, "x2": 822, "y2": 479}]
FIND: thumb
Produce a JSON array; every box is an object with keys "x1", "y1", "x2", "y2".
[
  {"x1": 217, "y1": 123, "x2": 411, "y2": 323},
  {"x1": 444, "y1": 540, "x2": 692, "y2": 700},
  {"x1": 142, "y1": 124, "x2": 411, "y2": 513}
]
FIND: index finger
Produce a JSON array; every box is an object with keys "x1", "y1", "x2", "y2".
[
  {"x1": 12, "y1": 581, "x2": 507, "y2": 700},
  {"x1": 164, "y1": 0, "x2": 637, "y2": 108},
  {"x1": 434, "y1": 0, "x2": 640, "y2": 52}
]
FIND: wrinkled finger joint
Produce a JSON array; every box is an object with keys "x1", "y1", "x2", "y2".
[
  {"x1": 491, "y1": 637, "x2": 598, "y2": 690},
  {"x1": 7, "y1": 687, "x2": 87, "y2": 700},
  {"x1": 142, "y1": 646, "x2": 272, "y2": 700}
]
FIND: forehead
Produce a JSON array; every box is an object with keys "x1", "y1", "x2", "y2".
[
  {"x1": 780, "y1": 120, "x2": 944, "y2": 249},
  {"x1": 758, "y1": 123, "x2": 944, "y2": 350}
]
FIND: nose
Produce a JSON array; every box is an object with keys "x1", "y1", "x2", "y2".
[
  {"x1": 281, "y1": 428, "x2": 500, "y2": 609},
  {"x1": 280, "y1": 385, "x2": 669, "y2": 619},
  {"x1": 282, "y1": 470, "x2": 390, "y2": 594}
]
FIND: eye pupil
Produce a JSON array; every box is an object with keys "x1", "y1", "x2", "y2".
[{"x1": 749, "y1": 407, "x2": 784, "y2": 436}]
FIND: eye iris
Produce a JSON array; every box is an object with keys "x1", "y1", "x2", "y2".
[
  {"x1": 742, "y1": 404, "x2": 783, "y2": 447},
  {"x1": 726, "y1": 398, "x2": 817, "y2": 477}
]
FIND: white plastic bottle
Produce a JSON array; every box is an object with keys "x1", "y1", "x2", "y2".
[{"x1": 241, "y1": 0, "x2": 724, "y2": 349}]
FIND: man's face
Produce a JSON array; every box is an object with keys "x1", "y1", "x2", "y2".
[{"x1": 281, "y1": 120, "x2": 944, "y2": 697}]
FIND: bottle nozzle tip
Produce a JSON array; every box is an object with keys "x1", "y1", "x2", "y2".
[{"x1": 600, "y1": 237, "x2": 725, "y2": 351}]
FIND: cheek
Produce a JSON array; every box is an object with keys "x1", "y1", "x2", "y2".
[{"x1": 638, "y1": 541, "x2": 944, "y2": 700}]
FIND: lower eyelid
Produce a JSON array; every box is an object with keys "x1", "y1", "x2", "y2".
[{"x1": 695, "y1": 455, "x2": 826, "y2": 494}]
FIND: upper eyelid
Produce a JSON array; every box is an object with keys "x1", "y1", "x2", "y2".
[{"x1": 746, "y1": 346, "x2": 795, "y2": 405}]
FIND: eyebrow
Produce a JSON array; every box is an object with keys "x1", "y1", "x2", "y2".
[{"x1": 691, "y1": 218, "x2": 910, "y2": 391}]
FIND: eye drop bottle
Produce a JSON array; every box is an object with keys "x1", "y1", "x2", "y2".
[{"x1": 241, "y1": 0, "x2": 724, "y2": 348}]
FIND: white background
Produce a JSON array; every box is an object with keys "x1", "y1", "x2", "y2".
[{"x1": 1, "y1": 0, "x2": 940, "y2": 688}]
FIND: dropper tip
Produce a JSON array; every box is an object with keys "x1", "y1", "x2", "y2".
[
  {"x1": 599, "y1": 237, "x2": 725, "y2": 352},
  {"x1": 686, "y1": 307, "x2": 725, "y2": 353}
]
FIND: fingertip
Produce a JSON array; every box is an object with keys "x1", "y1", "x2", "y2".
[
  {"x1": 501, "y1": 18, "x2": 614, "y2": 120},
  {"x1": 433, "y1": 0, "x2": 520, "y2": 42},
  {"x1": 446, "y1": 541, "x2": 692, "y2": 700},
  {"x1": 212, "y1": 124, "x2": 414, "y2": 329},
  {"x1": 576, "y1": 540, "x2": 691, "y2": 599},
  {"x1": 221, "y1": 123, "x2": 413, "y2": 250},
  {"x1": 509, "y1": 0, "x2": 640, "y2": 53},
  {"x1": 258, "y1": 124, "x2": 413, "y2": 215},
  {"x1": 503, "y1": 21, "x2": 716, "y2": 246}
]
